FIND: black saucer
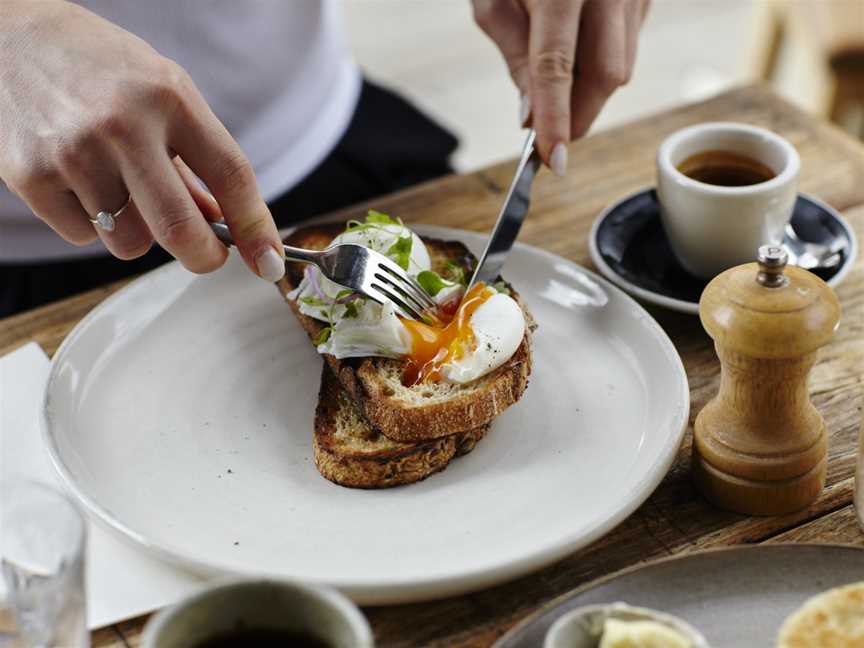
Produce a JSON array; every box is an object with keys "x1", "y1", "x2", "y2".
[{"x1": 589, "y1": 188, "x2": 858, "y2": 314}]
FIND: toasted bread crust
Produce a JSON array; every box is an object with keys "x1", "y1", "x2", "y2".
[
  {"x1": 277, "y1": 223, "x2": 533, "y2": 442},
  {"x1": 313, "y1": 367, "x2": 489, "y2": 488},
  {"x1": 778, "y1": 582, "x2": 864, "y2": 647},
  {"x1": 351, "y1": 336, "x2": 531, "y2": 442}
]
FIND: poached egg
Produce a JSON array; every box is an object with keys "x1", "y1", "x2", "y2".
[{"x1": 289, "y1": 213, "x2": 525, "y2": 385}]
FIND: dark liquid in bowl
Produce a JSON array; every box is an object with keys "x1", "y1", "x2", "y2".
[
  {"x1": 192, "y1": 629, "x2": 331, "y2": 648},
  {"x1": 677, "y1": 150, "x2": 776, "y2": 186}
]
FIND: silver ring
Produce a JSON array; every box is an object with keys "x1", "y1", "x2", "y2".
[{"x1": 90, "y1": 195, "x2": 132, "y2": 232}]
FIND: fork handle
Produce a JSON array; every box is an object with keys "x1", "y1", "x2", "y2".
[{"x1": 209, "y1": 222, "x2": 321, "y2": 264}]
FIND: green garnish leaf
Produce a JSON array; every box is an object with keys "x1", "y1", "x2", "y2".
[
  {"x1": 493, "y1": 280, "x2": 511, "y2": 295},
  {"x1": 342, "y1": 301, "x2": 359, "y2": 318},
  {"x1": 416, "y1": 270, "x2": 450, "y2": 296},
  {"x1": 334, "y1": 289, "x2": 353, "y2": 300},
  {"x1": 300, "y1": 295, "x2": 329, "y2": 307},
  {"x1": 444, "y1": 260, "x2": 467, "y2": 286},
  {"x1": 314, "y1": 326, "x2": 332, "y2": 345},
  {"x1": 366, "y1": 210, "x2": 397, "y2": 225},
  {"x1": 386, "y1": 234, "x2": 413, "y2": 270},
  {"x1": 345, "y1": 210, "x2": 403, "y2": 234}
]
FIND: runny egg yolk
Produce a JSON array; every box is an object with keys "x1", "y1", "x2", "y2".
[{"x1": 400, "y1": 282, "x2": 494, "y2": 386}]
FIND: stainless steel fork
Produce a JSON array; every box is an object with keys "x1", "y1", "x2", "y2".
[{"x1": 209, "y1": 222, "x2": 437, "y2": 321}]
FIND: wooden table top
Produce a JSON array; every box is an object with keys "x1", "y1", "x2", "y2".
[{"x1": 2, "y1": 85, "x2": 863, "y2": 647}]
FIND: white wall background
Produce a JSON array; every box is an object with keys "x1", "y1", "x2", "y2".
[{"x1": 345, "y1": 1, "x2": 771, "y2": 172}]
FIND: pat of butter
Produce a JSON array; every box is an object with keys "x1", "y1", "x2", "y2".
[{"x1": 598, "y1": 618, "x2": 691, "y2": 648}]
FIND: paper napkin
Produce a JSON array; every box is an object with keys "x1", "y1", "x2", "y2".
[{"x1": 0, "y1": 342, "x2": 205, "y2": 629}]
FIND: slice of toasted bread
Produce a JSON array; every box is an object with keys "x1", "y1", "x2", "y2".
[
  {"x1": 276, "y1": 223, "x2": 533, "y2": 443},
  {"x1": 777, "y1": 581, "x2": 864, "y2": 648},
  {"x1": 314, "y1": 366, "x2": 489, "y2": 488}
]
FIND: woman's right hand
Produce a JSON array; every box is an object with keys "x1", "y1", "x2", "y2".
[
  {"x1": 473, "y1": 0, "x2": 649, "y2": 175},
  {"x1": 0, "y1": 1, "x2": 286, "y2": 281}
]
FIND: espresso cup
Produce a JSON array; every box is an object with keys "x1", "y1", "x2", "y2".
[
  {"x1": 657, "y1": 122, "x2": 799, "y2": 278},
  {"x1": 141, "y1": 578, "x2": 374, "y2": 648}
]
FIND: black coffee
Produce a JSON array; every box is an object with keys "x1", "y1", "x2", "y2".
[
  {"x1": 192, "y1": 629, "x2": 331, "y2": 648},
  {"x1": 677, "y1": 150, "x2": 776, "y2": 186}
]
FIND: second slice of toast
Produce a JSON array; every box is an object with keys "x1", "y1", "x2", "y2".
[
  {"x1": 314, "y1": 366, "x2": 489, "y2": 488},
  {"x1": 277, "y1": 223, "x2": 533, "y2": 443}
]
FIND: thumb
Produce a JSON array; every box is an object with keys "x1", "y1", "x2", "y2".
[{"x1": 173, "y1": 156, "x2": 224, "y2": 223}]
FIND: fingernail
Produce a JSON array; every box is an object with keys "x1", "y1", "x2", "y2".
[
  {"x1": 255, "y1": 246, "x2": 285, "y2": 282},
  {"x1": 550, "y1": 143, "x2": 568, "y2": 177},
  {"x1": 519, "y1": 94, "x2": 531, "y2": 126}
]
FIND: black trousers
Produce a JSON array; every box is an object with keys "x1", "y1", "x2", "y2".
[{"x1": 0, "y1": 80, "x2": 458, "y2": 317}]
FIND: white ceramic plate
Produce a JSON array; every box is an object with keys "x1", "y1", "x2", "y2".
[{"x1": 43, "y1": 226, "x2": 689, "y2": 605}]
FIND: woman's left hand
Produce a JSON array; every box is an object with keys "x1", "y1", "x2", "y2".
[{"x1": 472, "y1": 0, "x2": 650, "y2": 175}]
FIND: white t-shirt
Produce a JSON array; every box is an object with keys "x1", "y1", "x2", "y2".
[{"x1": 0, "y1": 0, "x2": 360, "y2": 261}]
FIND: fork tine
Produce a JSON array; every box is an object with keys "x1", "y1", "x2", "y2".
[
  {"x1": 374, "y1": 271, "x2": 433, "y2": 316},
  {"x1": 370, "y1": 282, "x2": 424, "y2": 321},
  {"x1": 374, "y1": 258, "x2": 438, "y2": 311},
  {"x1": 359, "y1": 283, "x2": 418, "y2": 320}
]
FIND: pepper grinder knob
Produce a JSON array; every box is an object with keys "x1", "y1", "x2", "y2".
[{"x1": 756, "y1": 244, "x2": 788, "y2": 288}]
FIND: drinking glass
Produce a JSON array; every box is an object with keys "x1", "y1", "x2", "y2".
[{"x1": 0, "y1": 481, "x2": 88, "y2": 648}]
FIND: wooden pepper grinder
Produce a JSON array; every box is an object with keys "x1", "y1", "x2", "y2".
[{"x1": 693, "y1": 244, "x2": 840, "y2": 515}]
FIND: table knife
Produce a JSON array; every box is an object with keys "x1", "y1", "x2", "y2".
[{"x1": 468, "y1": 129, "x2": 542, "y2": 290}]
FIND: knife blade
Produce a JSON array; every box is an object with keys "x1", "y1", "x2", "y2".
[{"x1": 468, "y1": 129, "x2": 542, "y2": 290}]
